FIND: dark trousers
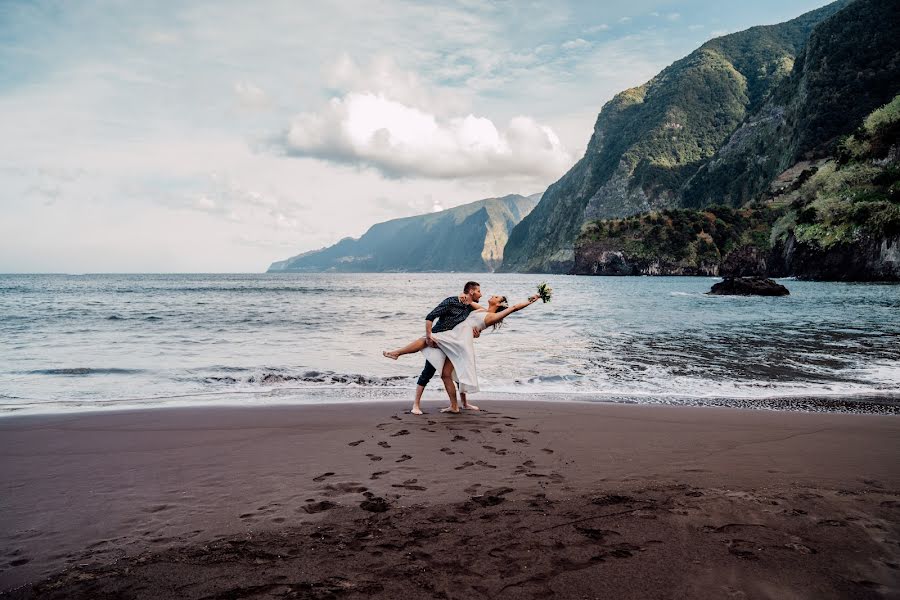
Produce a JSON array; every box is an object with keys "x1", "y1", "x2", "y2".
[{"x1": 417, "y1": 360, "x2": 436, "y2": 387}]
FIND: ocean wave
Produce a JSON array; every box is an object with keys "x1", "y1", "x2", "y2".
[
  {"x1": 28, "y1": 368, "x2": 146, "y2": 376},
  {"x1": 118, "y1": 286, "x2": 354, "y2": 294},
  {"x1": 206, "y1": 370, "x2": 411, "y2": 387}
]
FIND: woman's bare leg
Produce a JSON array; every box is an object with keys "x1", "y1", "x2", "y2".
[
  {"x1": 439, "y1": 359, "x2": 459, "y2": 413},
  {"x1": 383, "y1": 337, "x2": 427, "y2": 360},
  {"x1": 460, "y1": 392, "x2": 479, "y2": 411}
]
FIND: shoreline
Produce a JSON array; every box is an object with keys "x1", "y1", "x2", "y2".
[
  {"x1": 2, "y1": 387, "x2": 900, "y2": 418},
  {"x1": 2, "y1": 400, "x2": 899, "y2": 597}
]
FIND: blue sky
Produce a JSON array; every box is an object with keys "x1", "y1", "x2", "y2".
[{"x1": 0, "y1": 0, "x2": 834, "y2": 272}]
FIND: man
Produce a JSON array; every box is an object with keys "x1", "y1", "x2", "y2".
[{"x1": 411, "y1": 281, "x2": 482, "y2": 415}]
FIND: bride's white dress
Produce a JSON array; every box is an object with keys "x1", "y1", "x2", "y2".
[{"x1": 422, "y1": 310, "x2": 488, "y2": 393}]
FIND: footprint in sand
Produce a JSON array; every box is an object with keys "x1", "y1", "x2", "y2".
[
  {"x1": 522, "y1": 460, "x2": 535, "y2": 468},
  {"x1": 452, "y1": 434, "x2": 468, "y2": 442},
  {"x1": 323, "y1": 482, "x2": 368, "y2": 495},
  {"x1": 421, "y1": 428, "x2": 437, "y2": 433},
  {"x1": 727, "y1": 539, "x2": 759, "y2": 560},
  {"x1": 378, "y1": 441, "x2": 391, "y2": 448},
  {"x1": 312, "y1": 472, "x2": 335, "y2": 482},
  {"x1": 396, "y1": 454, "x2": 413, "y2": 463},
  {"x1": 370, "y1": 471, "x2": 389, "y2": 480},
  {"x1": 817, "y1": 519, "x2": 848, "y2": 527},
  {"x1": 541, "y1": 448, "x2": 554, "y2": 454},
  {"x1": 348, "y1": 440, "x2": 365, "y2": 447},
  {"x1": 440, "y1": 447, "x2": 456, "y2": 455},
  {"x1": 391, "y1": 479, "x2": 427, "y2": 491},
  {"x1": 390, "y1": 429, "x2": 410, "y2": 437},
  {"x1": 360, "y1": 497, "x2": 390, "y2": 512},
  {"x1": 455, "y1": 461, "x2": 475, "y2": 470},
  {"x1": 302, "y1": 500, "x2": 336, "y2": 514},
  {"x1": 475, "y1": 460, "x2": 497, "y2": 469},
  {"x1": 492, "y1": 428, "x2": 503, "y2": 434},
  {"x1": 391, "y1": 415, "x2": 402, "y2": 421},
  {"x1": 502, "y1": 416, "x2": 519, "y2": 420},
  {"x1": 366, "y1": 454, "x2": 383, "y2": 462},
  {"x1": 512, "y1": 437, "x2": 529, "y2": 445}
]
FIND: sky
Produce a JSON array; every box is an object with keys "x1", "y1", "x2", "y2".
[{"x1": 0, "y1": 0, "x2": 834, "y2": 273}]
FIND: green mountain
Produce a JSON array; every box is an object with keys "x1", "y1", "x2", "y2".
[
  {"x1": 681, "y1": 0, "x2": 900, "y2": 208},
  {"x1": 573, "y1": 95, "x2": 900, "y2": 280},
  {"x1": 268, "y1": 194, "x2": 540, "y2": 273},
  {"x1": 501, "y1": 1, "x2": 852, "y2": 273}
]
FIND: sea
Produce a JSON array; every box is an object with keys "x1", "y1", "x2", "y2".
[{"x1": 1, "y1": 273, "x2": 898, "y2": 416}]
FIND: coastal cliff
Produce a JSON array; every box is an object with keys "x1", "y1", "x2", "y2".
[
  {"x1": 503, "y1": 0, "x2": 899, "y2": 278},
  {"x1": 268, "y1": 193, "x2": 539, "y2": 273}
]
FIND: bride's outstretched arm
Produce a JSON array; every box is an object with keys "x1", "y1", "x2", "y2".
[{"x1": 483, "y1": 294, "x2": 540, "y2": 328}]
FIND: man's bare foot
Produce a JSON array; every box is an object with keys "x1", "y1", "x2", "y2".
[
  {"x1": 411, "y1": 406, "x2": 423, "y2": 415},
  {"x1": 462, "y1": 403, "x2": 480, "y2": 411},
  {"x1": 440, "y1": 406, "x2": 460, "y2": 414},
  {"x1": 382, "y1": 350, "x2": 399, "y2": 360}
]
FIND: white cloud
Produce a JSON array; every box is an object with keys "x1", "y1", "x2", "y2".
[
  {"x1": 561, "y1": 38, "x2": 591, "y2": 51},
  {"x1": 584, "y1": 23, "x2": 610, "y2": 33},
  {"x1": 282, "y1": 92, "x2": 572, "y2": 180},
  {"x1": 688, "y1": 24, "x2": 704, "y2": 31},
  {"x1": 233, "y1": 81, "x2": 270, "y2": 109},
  {"x1": 619, "y1": 16, "x2": 632, "y2": 24}
]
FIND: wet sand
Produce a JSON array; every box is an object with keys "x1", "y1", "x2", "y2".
[{"x1": 1, "y1": 400, "x2": 898, "y2": 599}]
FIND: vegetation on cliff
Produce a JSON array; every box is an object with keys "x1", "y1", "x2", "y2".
[
  {"x1": 575, "y1": 205, "x2": 782, "y2": 275},
  {"x1": 681, "y1": 0, "x2": 900, "y2": 209},
  {"x1": 772, "y1": 95, "x2": 900, "y2": 251}
]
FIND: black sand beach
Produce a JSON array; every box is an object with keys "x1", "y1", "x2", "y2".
[{"x1": 2, "y1": 401, "x2": 898, "y2": 598}]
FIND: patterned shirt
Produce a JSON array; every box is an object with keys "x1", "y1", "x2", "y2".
[{"x1": 426, "y1": 296, "x2": 474, "y2": 333}]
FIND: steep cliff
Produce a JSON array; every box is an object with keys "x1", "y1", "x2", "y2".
[
  {"x1": 268, "y1": 194, "x2": 539, "y2": 273},
  {"x1": 501, "y1": 1, "x2": 849, "y2": 273}
]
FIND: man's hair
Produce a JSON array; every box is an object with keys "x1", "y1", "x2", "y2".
[{"x1": 463, "y1": 281, "x2": 480, "y2": 293}]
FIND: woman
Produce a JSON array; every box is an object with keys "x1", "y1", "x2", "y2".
[{"x1": 384, "y1": 293, "x2": 540, "y2": 413}]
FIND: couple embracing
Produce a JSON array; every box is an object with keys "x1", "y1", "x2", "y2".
[{"x1": 383, "y1": 281, "x2": 540, "y2": 414}]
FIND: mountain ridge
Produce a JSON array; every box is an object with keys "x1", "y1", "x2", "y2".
[
  {"x1": 268, "y1": 193, "x2": 540, "y2": 273},
  {"x1": 500, "y1": 0, "x2": 853, "y2": 273}
]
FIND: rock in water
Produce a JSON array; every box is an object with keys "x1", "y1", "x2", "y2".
[{"x1": 708, "y1": 277, "x2": 790, "y2": 296}]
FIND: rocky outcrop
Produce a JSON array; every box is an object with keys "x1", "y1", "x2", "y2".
[
  {"x1": 772, "y1": 233, "x2": 900, "y2": 281},
  {"x1": 708, "y1": 277, "x2": 790, "y2": 296},
  {"x1": 268, "y1": 194, "x2": 539, "y2": 273},
  {"x1": 573, "y1": 244, "x2": 720, "y2": 276}
]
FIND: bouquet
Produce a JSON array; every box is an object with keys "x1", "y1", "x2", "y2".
[{"x1": 537, "y1": 282, "x2": 553, "y2": 303}]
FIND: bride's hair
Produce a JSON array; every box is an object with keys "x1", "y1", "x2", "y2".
[{"x1": 492, "y1": 296, "x2": 508, "y2": 330}]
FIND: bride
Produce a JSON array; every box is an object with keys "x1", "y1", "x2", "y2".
[{"x1": 383, "y1": 293, "x2": 541, "y2": 413}]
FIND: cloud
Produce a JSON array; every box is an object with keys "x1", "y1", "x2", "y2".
[
  {"x1": 584, "y1": 24, "x2": 610, "y2": 33},
  {"x1": 688, "y1": 24, "x2": 704, "y2": 31},
  {"x1": 281, "y1": 92, "x2": 572, "y2": 180},
  {"x1": 233, "y1": 81, "x2": 270, "y2": 109},
  {"x1": 561, "y1": 38, "x2": 591, "y2": 51},
  {"x1": 619, "y1": 16, "x2": 632, "y2": 24}
]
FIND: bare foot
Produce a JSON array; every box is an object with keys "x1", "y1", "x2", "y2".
[
  {"x1": 382, "y1": 350, "x2": 399, "y2": 360},
  {"x1": 462, "y1": 403, "x2": 480, "y2": 411},
  {"x1": 440, "y1": 406, "x2": 460, "y2": 414},
  {"x1": 411, "y1": 406, "x2": 423, "y2": 415}
]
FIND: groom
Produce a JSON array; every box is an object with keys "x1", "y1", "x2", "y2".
[{"x1": 411, "y1": 281, "x2": 482, "y2": 414}]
